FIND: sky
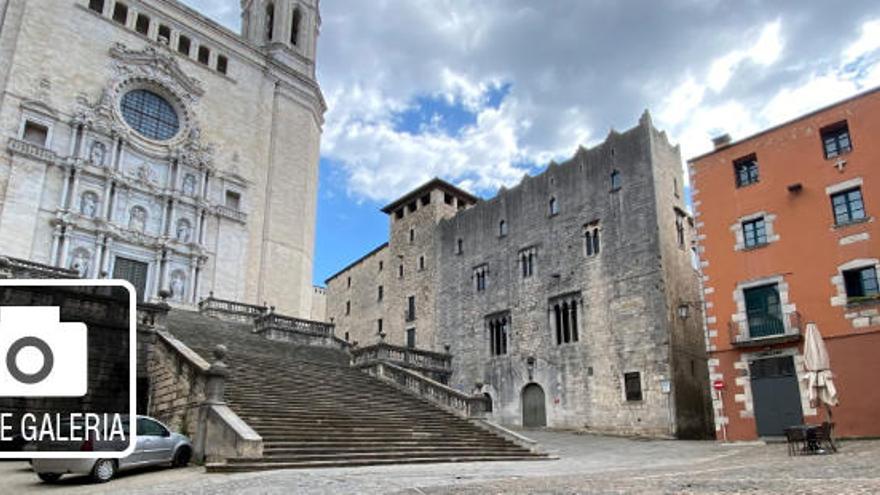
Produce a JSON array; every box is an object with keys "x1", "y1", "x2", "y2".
[{"x1": 183, "y1": 0, "x2": 880, "y2": 286}]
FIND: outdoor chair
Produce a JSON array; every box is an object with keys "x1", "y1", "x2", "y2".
[{"x1": 785, "y1": 426, "x2": 807, "y2": 456}]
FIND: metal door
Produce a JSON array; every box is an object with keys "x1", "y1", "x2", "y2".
[
  {"x1": 113, "y1": 257, "x2": 148, "y2": 301},
  {"x1": 750, "y1": 356, "x2": 804, "y2": 437},
  {"x1": 522, "y1": 383, "x2": 547, "y2": 428}
]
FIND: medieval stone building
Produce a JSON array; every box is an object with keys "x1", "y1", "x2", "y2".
[
  {"x1": 0, "y1": 0, "x2": 324, "y2": 317},
  {"x1": 326, "y1": 113, "x2": 713, "y2": 438}
]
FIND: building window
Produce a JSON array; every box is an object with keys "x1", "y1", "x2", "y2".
[
  {"x1": 345, "y1": 301, "x2": 350, "y2": 315},
  {"x1": 488, "y1": 315, "x2": 509, "y2": 356},
  {"x1": 344, "y1": 331, "x2": 349, "y2": 342},
  {"x1": 456, "y1": 238, "x2": 463, "y2": 255},
  {"x1": 157, "y1": 24, "x2": 171, "y2": 44},
  {"x1": 744, "y1": 284, "x2": 784, "y2": 338},
  {"x1": 843, "y1": 266, "x2": 879, "y2": 301},
  {"x1": 624, "y1": 372, "x2": 642, "y2": 401},
  {"x1": 120, "y1": 89, "x2": 180, "y2": 141},
  {"x1": 88, "y1": 0, "x2": 105, "y2": 14},
  {"x1": 406, "y1": 328, "x2": 416, "y2": 349},
  {"x1": 135, "y1": 13, "x2": 150, "y2": 35},
  {"x1": 216, "y1": 55, "x2": 228, "y2": 74},
  {"x1": 395, "y1": 208, "x2": 404, "y2": 220},
  {"x1": 675, "y1": 210, "x2": 686, "y2": 248},
  {"x1": 406, "y1": 296, "x2": 416, "y2": 322},
  {"x1": 734, "y1": 155, "x2": 759, "y2": 188},
  {"x1": 520, "y1": 247, "x2": 536, "y2": 278},
  {"x1": 197, "y1": 45, "x2": 210, "y2": 65},
  {"x1": 378, "y1": 260, "x2": 384, "y2": 271},
  {"x1": 552, "y1": 298, "x2": 579, "y2": 345},
  {"x1": 417, "y1": 256, "x2": 424, "y2": 271},
  {"x1": 377, "y1": 318, "x2": 383, "y2": 334},
  {"x1": 112, "y1": 2, "x2": 128, "y2": 24},
  {"x1": 831, "y1": 187, "x2": 866, "y2": 225},
  {"x1": 21, "y1": 120, "x2": 49, "y2": 147},
  {"x1": 444, "y1": 193, "x2": 454, "y2": 205},
  {"x1": 549, "y1": 197, "x2": 559, "y2": 216},
  {"x1": 474, "y1": 264, "x2": 488, "y2": 292},
  {"x1": 265, "y1": 2, "x2": 275, "y2": 41},
  {"x1": 610, "y1": 170, "x2": 621, "y2": 190},
  {"x1": 176, "y1": 35, "x2": 192, "y2": 55},
  {"x1": 398, "y1": 264, "x2": 404, "y2": 278},
  {"x1": 674, "y1": 178, "x2": 680, "y2": 198},
  {"x1": 483, "y1": 393, "x2": 493, "y2": 413},
  {"x1": 742, "y1": 217, "x2": 768, "y2": 248},
  {"x1": 821, "y1": 121, "x2": 852, "y2": 159},
  {"x1": 408, "y1": 201, "x2": 417, "y2": 213},
  {"x1": 290, "y1": 7, "x2": 302, "y2": 46},
  {"x1": 346, "y1": 276, "x2": 351, "y2": 288},
  {"x1": 585, "y1": 226, "x2": 600, "y2": 256},
  {"x1": 225, "y1": 190, "x2": 241, "y2": 210},
  {"x1": 409, "y1": 228, "x2": 415, "y2": 243},
  {"x1": 377, "y1": 285, "x2": 383, "y2": 301},
  {"x1": 499, "y1": 220, "x2": 507, "y2": 237},
  {"x1": 421, "y1": 194, "x2": 431, "y2": 206}
]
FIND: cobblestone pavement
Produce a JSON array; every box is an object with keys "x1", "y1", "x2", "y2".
[{"x1": 1, "y1": 431, "x2": 877, "y2": 494}]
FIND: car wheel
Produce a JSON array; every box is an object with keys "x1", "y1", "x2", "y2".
[
  {"x1": 172, "y1": 447, "x2": 192, "y2": 467},
  {"x1": 91, "y1": 459, "x2": 116, "y2": 483},
  {"x1": 38, "y1": 473, "x2": 62, "y2": 483}
]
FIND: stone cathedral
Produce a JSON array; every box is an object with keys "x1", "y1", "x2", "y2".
[{"x1": 0, "y1": 0, "x2": 325, "y2": 318}]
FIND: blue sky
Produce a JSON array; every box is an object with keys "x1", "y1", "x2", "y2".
[{"x1": 184, "y1": 1, "x2": 880, "y2": 286}]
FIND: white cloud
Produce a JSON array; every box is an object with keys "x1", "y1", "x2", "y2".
[{"x1": 181, "y1": 1, "x2": 880, "y2": 202}]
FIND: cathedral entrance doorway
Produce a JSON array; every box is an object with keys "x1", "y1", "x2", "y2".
[
  {"x1": 522, "y1": 383, "x2": 547, "y2": 428},
  {"x1": 113, "y1": 256, "x2": 149, "y2": 301}
]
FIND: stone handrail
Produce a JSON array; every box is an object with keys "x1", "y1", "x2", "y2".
[
  {"x1": 254, "y1": 311, "x2": 335, "y2": 337},
  {"x1": 0, "y1": 255, "x2": 79, "y2": 279},
  {"x1": 216, "y1": 205, "x2": 247, "y2": 223},
  {"x1": 149, "y1": 332, "x2": 262, "y2": 463},
  {"x1": 361, "y1": 361, "x2": 486, "y2": 418},
  {"x1": 198, "y1": 294, "x2": 267, "y2": 323},
  {"x1": 352, "y1": 342, "x2": 452, "y2": 383}
]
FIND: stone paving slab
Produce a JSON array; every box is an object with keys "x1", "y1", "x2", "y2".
[{"x1": 1, "y1": 431, "x2": 877, "y2": 494}]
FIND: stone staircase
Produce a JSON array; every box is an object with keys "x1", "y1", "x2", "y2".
[{"x1": 165, "y1": 310, "x2": 548, "y2": 471}]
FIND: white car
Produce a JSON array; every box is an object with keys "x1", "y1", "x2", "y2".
[{"x1": 32, "y1": 415, "x2": 192, "y2": 483}]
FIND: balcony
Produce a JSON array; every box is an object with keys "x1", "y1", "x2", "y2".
[{"x1": 728, "y1": 311, "x2": 802, "y2": 348}]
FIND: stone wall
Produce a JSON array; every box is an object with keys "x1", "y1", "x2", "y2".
[
  {"x1": 326, "y1": 243, "x2": 389, "y2": 347},
  {"x1": 146, "y1": 331, "x2": 208, "y2": 438}
]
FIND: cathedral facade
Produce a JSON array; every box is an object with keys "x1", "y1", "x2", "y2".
[
  {"x1": 0, "y1": 0, "x2": 324, "y2": 317},
  {"x1": 326, "y1": 114, "x2": 713, "y2": 438}
]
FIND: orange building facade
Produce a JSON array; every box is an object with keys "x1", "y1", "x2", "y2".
[{"x1": 689, "y1": 88, "x2": 880, "y2": 441}]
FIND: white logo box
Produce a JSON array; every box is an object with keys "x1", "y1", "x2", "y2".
[{"x1": 0, "y1": 279, "x2": 136, "y2": 459}]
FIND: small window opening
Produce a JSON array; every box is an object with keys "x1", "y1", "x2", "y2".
[
  {"x1": 112, "y1": 2, "x2": 128, "y2": 24},
  {"x1": 157, "y1": 24, "x2": 171, "y2": 44},
  {"x1": 177, "y1": 35, "x2": 191, "y2": 56},
  {"x1": 225, "y1": 190, "x2": 241, "y2": 210},
  {"x1": 290, "y1": 7, "x2": 302, "y2": 46},
  {"x1": 624, "y1": 372, "x2": 642, "y2": 401},
  {"x1": 197, "y1": 45, "x2": 210, "y2": 65},
  {"x1": 135, "y1": 13, "x2": 150, "y2": 35},
  {"x1": 22, "y1": 121, "x2": 49, "y2": 146},
  {"x1": 88, "y1": 0, "x2": 105, "y2": 14},
  {"x1": 216, "y1": 55, "x2": 228, "y2": 74}
]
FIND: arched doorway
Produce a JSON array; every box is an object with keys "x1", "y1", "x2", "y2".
[{"x1": 521, "y1": 383, "x2": 547, "y2": 428}]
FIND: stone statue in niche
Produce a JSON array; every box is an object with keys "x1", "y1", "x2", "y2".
[
  {"x1": 170, "y1": 271, "x2": 186, "y2": 301},
  {"x1": 89, "y1": 141, "x2": 106, "y2": 166},
  {"x1": 182, "y1": 174, "x2": 197, "y2": 197},
  {"x1": 69, "y1": 249, "x2": 91, "y2": 278},
  {"x1": 176, "y1": 219, "x2": 192, "y2": 243},
  {"x1": 79, "y1": 191, "x2": 98, "y2": 217},
  {"x1": 129, "y1": 206, "x2": 147, "y2": 233}
]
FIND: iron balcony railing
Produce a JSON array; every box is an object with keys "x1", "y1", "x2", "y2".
[{"x1": 728, "y1": 311, "x2": 803, "y2": 347}]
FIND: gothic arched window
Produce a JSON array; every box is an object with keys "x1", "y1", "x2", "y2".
[{"x1": 549, "y1": 197, "x2": 559, "y2": 216}]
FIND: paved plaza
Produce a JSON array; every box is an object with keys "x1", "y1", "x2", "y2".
[{"x1": 2, "y1": 431, "x2": 878, "y2": 494}]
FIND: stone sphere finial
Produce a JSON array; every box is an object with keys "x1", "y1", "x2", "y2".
[
  {"x1": 378, "y1": 331, "x2": 387, "y2": 342},
  {"x1": 213, "y1": 344, "x2": 228, "y2": 362},
  {"x1": 158, "y1": 289, "x2": 171, "y2": 301},
  {"x1": 444, "y1": 344, "x2": 451, "y2": 353}
]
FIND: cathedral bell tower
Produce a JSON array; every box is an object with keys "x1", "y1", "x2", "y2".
[{"x1": 241, "y1": 0, "x2": 320, "y2": 66}]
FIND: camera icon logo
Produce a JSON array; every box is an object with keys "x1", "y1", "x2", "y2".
[{"x1": 0, "y1": 306, "x2": 88, "y2": 397}]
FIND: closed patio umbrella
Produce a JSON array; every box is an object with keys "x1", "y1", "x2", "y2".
[{"x1": 803, "y1": 323, "x2": 838, "y2": 420}]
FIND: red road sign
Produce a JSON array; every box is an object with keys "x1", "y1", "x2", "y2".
[{"x1": 713, "y1": 380, "x2": 725, "y2": 390}]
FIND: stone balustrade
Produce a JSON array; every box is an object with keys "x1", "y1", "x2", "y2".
[
  {"x1": 198, "y1": 293, "x2": 267, "y2": 323},
  {"x1": 361, "y1": 361, "x2": 486, "y2": 419},
  {"x1": 7, "y1": 137, "x2": 59, "y2": 164},
  {"x1": 352, "y1": 342, "x2": 453, "y2": 383},
  {"x1": 0, "y1": 255, "x2": 78, "y2": 279},
  {"x1": 253, "y1": 311, "x2": 346, "y2": 350}
]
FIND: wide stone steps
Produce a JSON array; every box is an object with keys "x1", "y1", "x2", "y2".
[{"x1": 164, "y1": 309, "x2": 547, "y2": 471}]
